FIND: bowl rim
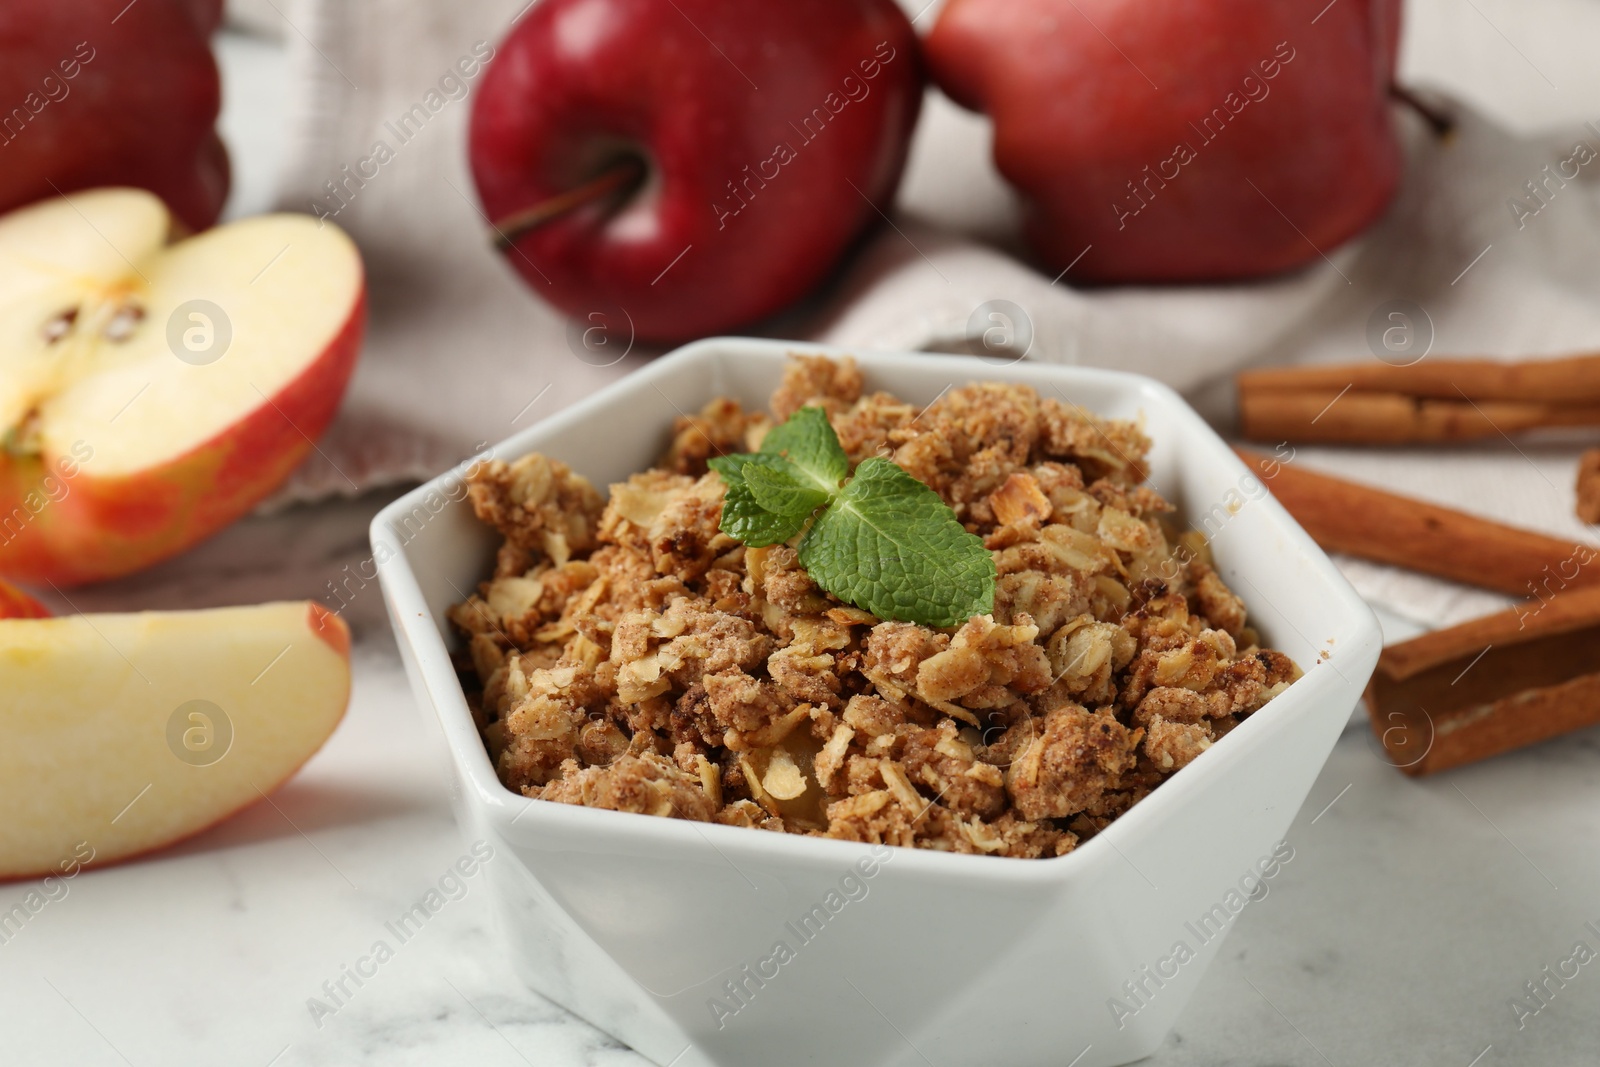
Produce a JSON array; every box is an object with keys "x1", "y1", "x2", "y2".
[{"x1": 371, "y1": 337, "x2": 1382, "y2": 887}]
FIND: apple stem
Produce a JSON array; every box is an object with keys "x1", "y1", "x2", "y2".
[
  {"x1": 491, "y1": 157, "x2": 648, "y2": 249},
  {"x1": 1390, "y1": 84, "x2": 1455, "y2": 138}
]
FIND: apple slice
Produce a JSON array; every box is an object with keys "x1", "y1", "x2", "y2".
[
  {"x1": 0, "y1": 188, "x2": 365, "y2": 586},
  {"x1": 0, "y1": 578, "x2": 47, "y2": 618},
  {"x1": 0, "y1": 600, "x2": 351, "y2": 880}
]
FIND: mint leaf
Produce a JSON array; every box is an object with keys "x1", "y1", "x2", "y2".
[
  {"x1": 745, "y1": 462, "x2": 829, "y2": 517},
  {"x1": 708, "y1": 453, "x2": 760, "y2": 491},
  {"x1": 711, "y1": 404, "x2": 996, "y2": 626},
  {"x1": 756, "y1": 406, "x2": 848, "y2": 494},
  {"x1": 713, "y1": 457, "x2": 825, "y2": 546},
  {"x1": 798, "y1": 457, "x2": 995, "y2": 628},
  {"x1": 719, "y1": 478, "x2": 812, "y2": 547}
]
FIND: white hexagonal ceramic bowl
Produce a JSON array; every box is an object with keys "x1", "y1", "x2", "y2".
[{"x1": 371, "y1": 338, "x2": 1381, "y2": 1067}]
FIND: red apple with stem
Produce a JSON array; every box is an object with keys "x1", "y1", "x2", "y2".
[
  {"x1": 926, "y1": 0, "x2": 1404, "y2": 283},
  {"x1": 0, "y1": 0, "x2": 229, "y2": 232},
  {"x1": 469, "y1": 0, "x2": 922, "y2": 343}
]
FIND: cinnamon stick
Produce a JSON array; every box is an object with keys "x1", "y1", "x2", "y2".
[
  {"x1": 1238, "y1": 389, "x2": 1600, "y2": 444},
  {"x1": 1579, "y1": 449, "x2": 1600, "y2": 525},
  {"x1": 1238, "y1": 353, "x2": 1600, "y2": 403},
  {"x1": 1235, "y1": 354, "x2": 1600, "y2": 443},
  {"x1": 1234, "y1": 448, "x2": 1600, "y2": 597},
  {"x1": 1367, "y1": 584, "x2": 1600, "y2": 775}
]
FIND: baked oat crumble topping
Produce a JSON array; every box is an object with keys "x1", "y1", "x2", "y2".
[{"x1": 448, "y1": 356, "x2": 1300, "y2": 859}]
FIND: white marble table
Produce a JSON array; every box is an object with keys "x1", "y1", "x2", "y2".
[{"x1": 4, "y1": 489, "x2": 1598, "y2": 1067}]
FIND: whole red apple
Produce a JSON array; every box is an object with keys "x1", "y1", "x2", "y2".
[
  {"x1": 926, "y1": 0, "x2": 1403, "y2": 283},
  {"x1": 0, "y1": 0, "x2": 228, "y2": 232},
  {"x1": 470, "y1": 0, "x2": 922, "y2": 343}
]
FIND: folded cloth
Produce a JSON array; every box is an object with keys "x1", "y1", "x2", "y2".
[{"x1": 269, "y1": 0, "x2": 1600, "y2": 627}]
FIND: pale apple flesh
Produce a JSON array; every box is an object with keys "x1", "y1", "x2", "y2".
[
  {"x1": 0, "y1": 601, "x2": 351, "y2": 880},
  {"x1": 0, "y1": 189, "x2": 366, "y2": 586},
  {"x1": 0, "y1": 578, "x2": 47, "y2": 619}
]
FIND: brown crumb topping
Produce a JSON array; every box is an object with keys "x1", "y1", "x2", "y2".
[{"x1": 450, "y1": 356, "x2": 1300, "y2": 858}]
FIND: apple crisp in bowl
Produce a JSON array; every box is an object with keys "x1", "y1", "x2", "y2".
[
  {"x1": 376, "y1": 338, "x2": 1382, "y2": 1067},
  {"x1": 446, "y1": 355, "x2": 1300, "y2": 858}
]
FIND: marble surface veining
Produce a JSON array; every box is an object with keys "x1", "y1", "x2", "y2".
[{"x1": 2, "y1": 491, "x2": 1598, "y2": 1066}]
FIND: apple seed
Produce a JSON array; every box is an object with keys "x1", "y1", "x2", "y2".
[
  {"x1": 103, "y1": 302, "x2": 146, "y2": 343},
  {"x1": 41, "y1": 307, "x2": 79, "y2": 345}
]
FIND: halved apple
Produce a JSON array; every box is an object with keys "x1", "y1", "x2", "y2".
[
  {"x1": 0, "y1": 188, "x2": 365, "y2": 586},
  {"x1": 0, "y1": 577, "x2": 47, "y2": 618},
  {"x1": 0, "y1": 600, "x2": 351, "y2": 879}
]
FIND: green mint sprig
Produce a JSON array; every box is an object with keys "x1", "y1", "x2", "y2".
[{"x1": 709, "y1": 406, "x2": 995, "y2": 628}]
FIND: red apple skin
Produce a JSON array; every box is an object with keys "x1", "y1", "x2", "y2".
[
  {"x1": 926, "y1": 0, "x2": 1403, "y2": 283},
  {"x1": 0, "y1": 579, "x2": 48, "y2": 618},
  {"x1": 0, "y1": 292, "x2": 366, "y2": 588},
  {"x1": 0, "y1": 0, "x2": 228, "y2": 232},
  {"x1": 470, "y1": 0, "x2": 922, "y2": 343}
]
